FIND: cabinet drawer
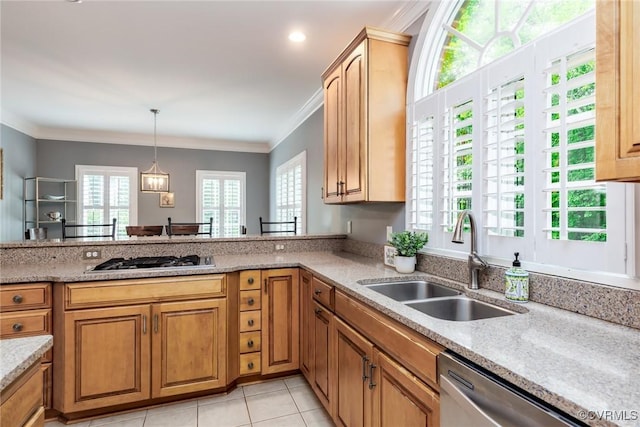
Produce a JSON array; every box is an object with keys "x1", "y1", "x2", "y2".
[
  {"x1": 0, "y1": 362, "x2": 42, "y2": 427},
  {"x1": 0, "y1": 309, "x2": 51, "y2": 339},
  {"x1": 335, "y1": 290, "x2": 444, "y2": 389},
  {"x1": 239, "y1": 332, "x2": 262, "y2": 353},
  {"x1": 66, "y1": 275, "x2": 225, "y2": 309},
  {"x1": 239, "y1": 352, "x2": 261, "y2": 376},
  {"x1": 239, "y1": 311, "x2": 261, "y2": 332},
  {"x1": 0, "y1": 283, "x2": 51, "y2": 312},
  {"x1": 239, "y1": 290, "x2": 261, "y2": 312},
  {"x1": 239, "y1": 270, "x2": 261, "y2": 291},
  {"x1": 312, "y1": 277, "x2": 334, "y2": 310}
]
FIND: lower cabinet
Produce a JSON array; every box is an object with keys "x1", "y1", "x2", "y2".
[
  {"x1": 0, "y1": 361, "x2": 45, "y2": 427},
  {"x1": 54, "y1": 275, "x2": 227, "y2": 415},
  {"x1": 312, "y1": 301, "x2": 333, "y2": 413}
]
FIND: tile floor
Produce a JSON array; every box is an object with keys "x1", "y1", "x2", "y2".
[{"x1": 45, "y1": 375, "x2": 335, "y2": 427}]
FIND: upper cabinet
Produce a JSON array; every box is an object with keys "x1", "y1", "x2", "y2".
[
  {"x1": 322, "y1": 27, "x2": 411, "y2": 203},
  {"x1": 596, "y1": 0, "x2": 640, "y2": 181}
]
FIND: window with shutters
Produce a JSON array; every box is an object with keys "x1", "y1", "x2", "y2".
[
  {"x1": 275, "y1": 151, "x2": 306, "y2": 234},
  {"x1": 196, "y1": 170, "x2": 245, "y2": 237},
  {"x1": 75, "y1": 165, "x2": 138, "y2": 239},
  {"x1": 409, "y1": 1, "x2": 633, "y2": 277}
]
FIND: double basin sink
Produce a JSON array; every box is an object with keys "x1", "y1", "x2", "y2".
[{"x1": 364, "y1": 280, "x2": 516, "y2": 321}]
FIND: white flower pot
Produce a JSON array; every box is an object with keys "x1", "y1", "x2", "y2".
[{"x1": 395, "y1": 255, "x2": 416, "y2": 274}]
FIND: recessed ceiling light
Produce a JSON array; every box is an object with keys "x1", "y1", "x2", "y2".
[
  {"x1": 288, "y1": 31, "x2": 306, "y2": 43},
  {"x1": 66, "y1": 0, "x2": 83, "y2": 3}
]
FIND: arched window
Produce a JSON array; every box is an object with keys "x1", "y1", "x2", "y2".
[{"x1": 408, "y1": 0, "x2": 633, "y2": 279}]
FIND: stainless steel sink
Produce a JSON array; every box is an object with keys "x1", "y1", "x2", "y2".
[
  {"x1": 365, "y1": 280, "x2": 461, "y2": 302},
  {"x1": 405, "y1": 297, "x2": 516, "y2": 321}
]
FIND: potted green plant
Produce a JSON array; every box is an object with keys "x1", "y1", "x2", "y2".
[{"x1": 389, "y1": 231, "x2": 429, "y2": 273}]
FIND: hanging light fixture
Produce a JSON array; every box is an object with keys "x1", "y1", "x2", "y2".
[{"x1": 140, "y1": 108, "x2": 170, "y2": 193}]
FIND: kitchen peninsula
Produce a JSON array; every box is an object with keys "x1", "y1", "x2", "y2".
[{"x1": 1, "y1": 235, "x2": 638, "y2": 427}]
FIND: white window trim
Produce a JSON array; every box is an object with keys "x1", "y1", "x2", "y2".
[
  {"x1": 195, "y1": 170, "x2": 246, "y2": 237},
  {"x1": 275, "y1": 151, "x2": 307, "y2": 234},
  {"x1": 75, "y1": 165, "x2": 138, "y2": 232},
  {"x1": 408, "y1": 9, "x2": 639, "y2": 289}
]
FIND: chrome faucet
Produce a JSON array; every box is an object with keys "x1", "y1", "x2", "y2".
[{"x1": 452, "y1": 210, "x2": 488, "y2": 290}]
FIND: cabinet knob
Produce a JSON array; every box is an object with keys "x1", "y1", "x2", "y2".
[
  {"x1": 248, "y1": 319, "x2": 254, "y2": 326},
  {"x1": 314, "y1": 289, "x2": 322, "y2": 295},
  {"x1": 247, "y1": 298, "x2": 255, "y2": 306},
  {"x1": 12, "y1": 323, "x2": 23, "y2": 332},
  {"x1": 314, "y1": 308, "x2": 322, "y2": 316},
  {"x1": 248, "y1": 277, "x2": 254, "y2": 285},
  {"x1": 12, "y1": 295, "x2": 23, "y2": 304},
  {"x1": 248, "y1": 362, "x2": 254, "y2": 369},
  {"x1": 247, "y1": 339, "x2": 254, "y2": 348}
]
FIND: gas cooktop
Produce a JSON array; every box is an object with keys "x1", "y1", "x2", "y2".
[{"x1": 90, "y1": 255, "x2": 213, "y2": 272}]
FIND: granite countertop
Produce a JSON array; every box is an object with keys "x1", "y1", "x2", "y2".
[
  {"x1": 0, "y1": 335, "x2": 53, "y2": 393},
  {"x1": 1, "y1": 252, "x2": 638, "y2": 427}
]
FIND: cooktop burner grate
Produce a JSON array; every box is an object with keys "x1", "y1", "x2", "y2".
[{"x1": 92, "y1": 255, "x2": 202, "y2": 271}]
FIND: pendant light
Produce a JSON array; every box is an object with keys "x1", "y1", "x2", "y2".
[{"x1": 140, "y1": 108, "x2": 170, "y2": 192}]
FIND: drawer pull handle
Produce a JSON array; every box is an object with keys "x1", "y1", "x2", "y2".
[
  {"x1": 248, "y1": 319, "x2": 255, "y2": 327},
  {"x1": 153, "y1": 314, "x2": 159, "y2": 334},
  {"x1": 248, "y1": 277, "x2": 254, "y2": 284},
  {"x1": 248, "y1": 362, "x2": 254, "y2": 370},
  {"x1": 142, "y1": 315, "x2": 147, "y2": 334},
  {"x1": 314, "y1": 289, "x2": 322, "y2": 295},
  {"x1": 12, "y1": 323, "x2": 23, "y2": 332},
  {"x1": 247, "y1": 298, "x2": 255, "y2": 306},
  {"x1": 362, "y1": 355, "x2": 369, "y2": 381},
  {"x1": 314, "y1": 308, "x2": 322, "y2": 316},
  {"x1": 12, "y1": 295, "x2": 24, "y2": 304},
  {"x1": 247, "y1": 339, "x2": 254, "y2": 348}
]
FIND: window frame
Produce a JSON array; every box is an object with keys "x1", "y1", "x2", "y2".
[
  {"x1": 75, "y1": 165, "x2": 138, "y2": 238},
  {"x1": 407, "y1": 7, "x2": 637, "y2": 285},
  {"x1": 195, "y1": 170, "x2": 246, "y2": 238},
  {"x1": 275, "y1": 151, "x2": 306, "y2": 235}
]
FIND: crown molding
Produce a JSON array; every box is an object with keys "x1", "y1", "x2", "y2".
[
  {"x1": 34, "y1": 126, "x2": 271, "y2": 153},
  {"x1": 269, "y1": 88, "x2": 324, "y2": 151},
  {"x1": 1, "y1": 111, "x2": 40, "y2": 139},
  {"x1": 382, "y1": 0, "x2": 430, "y2": 32}
]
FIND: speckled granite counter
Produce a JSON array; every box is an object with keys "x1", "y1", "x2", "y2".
[
  {"x1": 0, "y1": 335, "x2": 53, "y2": 392},
  {"x1": 1, "y1": 252, "x2": 638, "y2": 427}
]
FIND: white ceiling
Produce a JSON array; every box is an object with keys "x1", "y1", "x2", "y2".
[{"x1": 1, "y1": 0, "x2": 426, "y2": 153}]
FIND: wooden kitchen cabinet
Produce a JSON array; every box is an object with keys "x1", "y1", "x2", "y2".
[
  {"x1": 59, "y1": 305, "x2": 152, "y2": 411},
  {"x1": 333, "y1": 317, "x2": 374, "y2": 427},
  {"x1": 596, "y1": 0, "x2": 640, "y2": 181},
  {"x1": 0, "y1": 361, "x2": 44, "y2": 427},
  {"x1": 152, "y1": 299, "x2": 227, "y2": 398},
  {"x1": 312, "y1": 301, "x2": 334, "y2": 415},
  {"x1": 372, "y1": 350, "x2": 439, "y2": 427},
  {"x1": 300, "y1": 269, "x2": 313, "y2": 380},
  {"x1": 261, "y1": 268, "x2": 299, "y2": 375},
  {"x1": 322, "y1": 27, "x2": 411, "y2": 203},
  {"x1": 53, "y1": 275, "x2": 226, "y2": 415},
  {"x1": 0, "y1": 283, "x2": 52, "y2": 416}
]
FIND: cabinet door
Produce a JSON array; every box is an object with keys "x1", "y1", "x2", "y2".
[
  {"x1": 152, "y1": 299, "x2": 227, "y2": 398},
  {"x1": 300, "y1": 270, "x2": 314, "y2": 380},
  {"x1": 372, "y1": 350, "x2": 439, "y2": 427},
  {"x1": 342, "y1": 41, "x2": 366, "y2": 202},
  {"x1": 333, "y1": 317, "x2": 373, "y2": 427},
  {"x1": 61, "y1": 305, "x2": 151, "y2": 412},
  {"x1": 324, "y1": 66, "x2": 343, "y2": 203},
  {"x1": 261, "y1": 269, "x2": 300, "y2": 375},
  {"x1": 312, "y1": 301, "x2": 334, "y2": 415},
  {"x1": 596, "y1": 0, "x2": 640, "y2": 181}
]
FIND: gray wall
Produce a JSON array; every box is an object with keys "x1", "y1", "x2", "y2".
[
  {"x1": 269, "y1": 109, "x2": 405, "y2": 244},
  {"x1": 36, "y1": 140, "x2": 269, "y2": 234},
  {"x1": 0, "y1": 125, "x2": 37, "y2": 241}
]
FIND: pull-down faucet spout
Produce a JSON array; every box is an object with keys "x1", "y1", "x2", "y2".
[{"x1": 452, "y1": 210, "x2": 488, "y2": 290}]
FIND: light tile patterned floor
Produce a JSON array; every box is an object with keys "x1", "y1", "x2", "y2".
[{"x1": 45, "y1": 375, "x2": 335, "y2": 427}]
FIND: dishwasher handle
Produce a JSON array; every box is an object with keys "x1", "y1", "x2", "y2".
[{"x1": 440, "y1": 375, "x2": 501, "y2": 427}]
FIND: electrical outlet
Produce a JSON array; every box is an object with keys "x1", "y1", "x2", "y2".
[
  {"x1": 83, "y1": 249, "x2": 102, "y2": 260},
  {"x1": 274, "y1": 244, "x2": 285, "y2": 251},
  {"x1": 386, "y1": 226, "x2": 393, "y2": 241},
  {"x1": 384, "y1": 245, "x2": 396, "y2": 267},
  {"x1": 347, "y1": 220, "x2": 352, "y2": 234}
]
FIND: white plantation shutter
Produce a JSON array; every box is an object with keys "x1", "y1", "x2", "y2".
[
  {"x1": 275, "y1": 151, "x2": 306, "y2": 234},
  {"x1": 76, "y1": 166, "x2": 137, "y2": 238},
  {"x1": 408, "y1": 113, "x2": 435, "y2": 233},
  {"x1": 196, "y1": 171, "x2": 246, "y2": 238}
]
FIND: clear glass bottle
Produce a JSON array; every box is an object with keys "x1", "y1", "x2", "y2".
[{"x1": 505, "y1": 252, "x2": 529, "y2": 303}]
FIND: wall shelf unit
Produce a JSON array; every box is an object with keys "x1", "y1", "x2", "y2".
[{"x1": 24, "y1": 177, "x2": 77, "y2": 239}]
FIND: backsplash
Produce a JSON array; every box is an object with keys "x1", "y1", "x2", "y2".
[{"x1": 344, "y1": 238, "x2": 640, "y2": 330}]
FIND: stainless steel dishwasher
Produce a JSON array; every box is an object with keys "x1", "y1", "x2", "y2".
[{"x1": 438, "y1": 351, "x2": 586, "y2": 427}]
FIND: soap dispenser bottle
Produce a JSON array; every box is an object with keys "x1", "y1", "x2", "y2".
[{"x1": 505, "y1": 252, "x2": 529, "y2": 302}]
